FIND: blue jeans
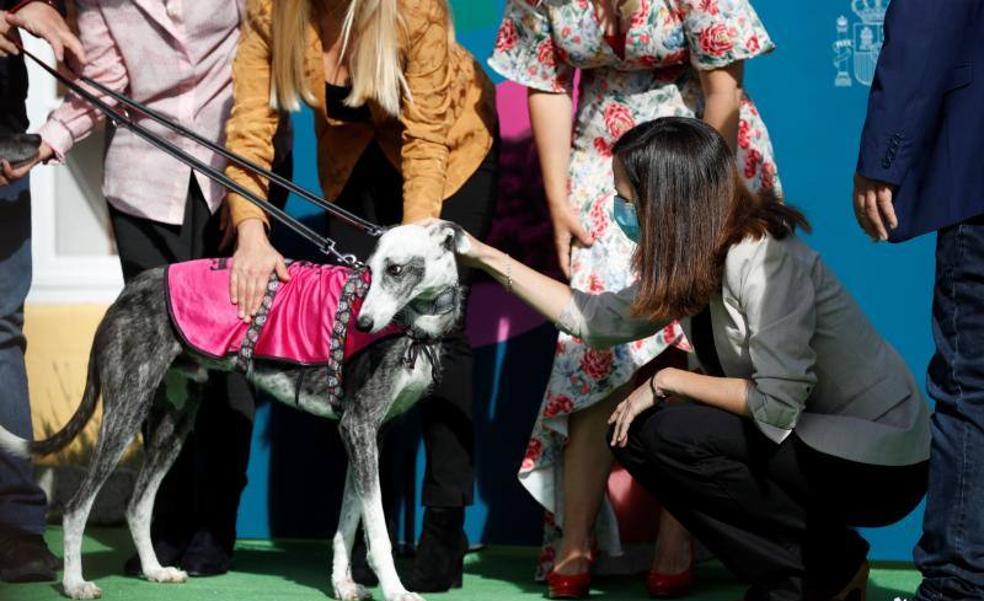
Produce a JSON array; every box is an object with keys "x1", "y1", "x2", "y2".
[
  {"x1": 916, "y1": 213, "x2": 984, "y2": 601},
  {"x1": 0, "y1": 176, "x2": 46, "y2": 537}
]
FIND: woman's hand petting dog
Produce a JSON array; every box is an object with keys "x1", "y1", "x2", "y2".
[
  {"x1": 230, "y1": 218, "x2": 290, "y2": 322},
  {"x1": 0, "y1": 141, "x2": 53, "y2": 187},
  {"x1": 418, "y1": 217, "x2": 483, "y2": 267}
]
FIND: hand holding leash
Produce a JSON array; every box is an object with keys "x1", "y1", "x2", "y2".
[
  {"x1": 4, "y1": 2, "x2": 86, "y2": 65},
  {"x1": 0, "y1": 141, "x2": 52, "y2": 186}
]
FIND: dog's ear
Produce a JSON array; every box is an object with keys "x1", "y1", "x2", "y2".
[{"x1": 440, "y1": 223, "x2": 470, "y2": 255}]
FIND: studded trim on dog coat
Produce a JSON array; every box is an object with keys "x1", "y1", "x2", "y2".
[{"x1": 166, "y1": 258, "x2": 401, "y2": 403}]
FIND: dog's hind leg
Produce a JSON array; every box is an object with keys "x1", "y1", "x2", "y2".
[
  {"x1": 62, "y1": 392, "x2": 157, "y2": 600},
  {"x1": 331, "y1": 467, "x2": 370, "y2": 601},
  {"x1": 126, "y1": 383, "x2": 200, "y2": 585},
  {"x1": 339, "y1": 420, "x2": 423, "y2": 601}
]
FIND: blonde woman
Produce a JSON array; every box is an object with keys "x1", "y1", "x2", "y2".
[
  {"x1": 224, "y1": 0, "x2": 497, "y2": 591},
  {"x1": 489, "y1": 0, "x2": 780, "y2": 597}
]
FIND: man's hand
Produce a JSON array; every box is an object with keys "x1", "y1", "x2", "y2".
[
  {"x1": 0, "y1": 10, "x2": 22, "y2": 57},
  {"x1": 4, "y1": 2, "x2": 86, "y2": 65},
  {"x1": 853, "y1": 172, "x2": 898, "y2": 242},
  {"x1": 0, "y1": 141, "x2": 53, "y2": 186}
]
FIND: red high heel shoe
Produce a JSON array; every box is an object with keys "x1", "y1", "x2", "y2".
[
  {"x1": 546, "y1": 550, "x2": 595, "y2": 599},
  {"x1": 546, "y1": 569, "x2": 593, "y2": 599},
  {"x1": 645, "y1": 547, "x2": 694, "y2": 598}
]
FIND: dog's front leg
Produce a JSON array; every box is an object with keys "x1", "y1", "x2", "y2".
[
  {"x1": 339, "y1": 419, "x2": 423, "y2": 601},
  {"x1": 331, "y1": 466, "x2": 370, "y2": 601}
]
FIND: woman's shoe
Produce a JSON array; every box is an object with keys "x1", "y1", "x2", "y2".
[
  {"x1": 830, "y1": 561, "x2": 868, "y2": 601},
  {"x1": 646, "y1": 548, "x2": 694, "y2": 598},
  {"x1": 404, "y1": 507, "x2": 467, "y2": 592},
  {"x1": 546, "y1": 568, "x2": 592, "y2": 599}
]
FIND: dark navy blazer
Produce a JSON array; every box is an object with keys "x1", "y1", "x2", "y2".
[{"x1": 857, "y1": 0, "x2": 984, "y2": 242}]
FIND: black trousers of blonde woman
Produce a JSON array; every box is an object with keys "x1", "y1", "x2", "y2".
[
  {"x1": 326, "y1": 143, "x2": 498, "y2": 591},
  {"x1": 116, "y1": 152, "x2": 292, "y2": 578}
]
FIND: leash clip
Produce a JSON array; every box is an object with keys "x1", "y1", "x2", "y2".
[{"x1": 321, "y1": 239, "x2": 364, "y2": 268}]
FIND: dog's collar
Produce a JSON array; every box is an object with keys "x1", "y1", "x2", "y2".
[
  {"x1": 407, "y1": 287, "x2": 459, "y2": 317},
  {"x1": 401, "y1": 335, "x2": 441, "y2": 370}
]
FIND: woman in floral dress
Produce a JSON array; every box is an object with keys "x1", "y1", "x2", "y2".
[{"x1": 489, "y1": 0, "x2": 781, "y2": 594}]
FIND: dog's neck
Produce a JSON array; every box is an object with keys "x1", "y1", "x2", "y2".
[{"x1": 399, "y1": 286, "x2": 462, "y2": 341}]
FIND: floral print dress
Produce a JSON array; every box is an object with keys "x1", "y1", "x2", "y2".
[{"x1": 489, "y1": 0, "x2": 781, "y2": 578}]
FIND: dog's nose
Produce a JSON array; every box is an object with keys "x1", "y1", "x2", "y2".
[{"x1": 356, "y1": 315, "x2": 374, "y2": 332}]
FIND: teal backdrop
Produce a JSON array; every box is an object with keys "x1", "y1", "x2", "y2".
[{"x1": 236, "y1": 0, "x2": 933, "y2": 564}]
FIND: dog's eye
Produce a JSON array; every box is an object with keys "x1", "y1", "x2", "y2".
[{"x1": 386, "y1": 264, "x2": 404, "y2": 277}]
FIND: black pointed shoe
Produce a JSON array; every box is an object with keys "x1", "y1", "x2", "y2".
[{"x1": 404, "y1": 507, "x2": 467, "y2": 593}]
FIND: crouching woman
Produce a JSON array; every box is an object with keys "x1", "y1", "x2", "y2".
[{"x1": 453, "y1": 117, "x2": 930, "y2": 601}]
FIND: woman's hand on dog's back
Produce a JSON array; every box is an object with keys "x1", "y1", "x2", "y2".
[{"x1": 230, "y1": 219, "x2": 290, "y2": 322}]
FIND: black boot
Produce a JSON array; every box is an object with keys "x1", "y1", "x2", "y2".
[
  {"x1": 404, "y1": 507, "x2": 467, "y2": 592},
  {"x1": 181, "y1": 529, "x2": 233, "y2": 577},
  {"x1": 0, "y1": 535, "x2": 58, "y2": 583}
]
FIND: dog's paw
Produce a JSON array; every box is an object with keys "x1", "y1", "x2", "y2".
[
  {"x1": 332, "y1": 579, "x2": 372, "y2": 601},
  {"x1": 64, "y1": 580, "x2": 103, "y2": 600},
  {"x1": 145, "y1": 566, "x2": 189, "y2": 584}
]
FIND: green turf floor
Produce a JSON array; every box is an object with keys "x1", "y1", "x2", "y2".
[{"x1": 0, "y1": 528, "x2": 920, "y2": 601}]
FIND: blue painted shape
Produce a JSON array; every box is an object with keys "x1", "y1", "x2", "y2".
[{"x1": 237, "y1": 401, "x2": 271, "y2": 540}]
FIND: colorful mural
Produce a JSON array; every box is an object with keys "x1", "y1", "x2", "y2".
[{"x1": 238, "y1": 0, "x2": 933, "y2": 563}]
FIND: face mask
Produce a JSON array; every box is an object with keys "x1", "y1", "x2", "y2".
[{"x1": 613, "y1": 193, "x2": 641, "y2": 243}]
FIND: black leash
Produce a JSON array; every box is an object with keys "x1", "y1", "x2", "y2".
[{"x1": 21, "y1": 47, "x2": 383, "y2": 266}]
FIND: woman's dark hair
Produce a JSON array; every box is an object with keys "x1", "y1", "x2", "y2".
[{"x1": 612, "y1": 116, "x2": 810, "y2": 322}]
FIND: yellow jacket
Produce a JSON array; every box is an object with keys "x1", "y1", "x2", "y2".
[{"x1": 226, "y1": 0, "x2": 497, "y2": 227}]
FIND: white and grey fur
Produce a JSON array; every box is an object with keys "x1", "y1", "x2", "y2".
[{"x1": 0, "y1": 221, "x2": 470, "y2": 601}]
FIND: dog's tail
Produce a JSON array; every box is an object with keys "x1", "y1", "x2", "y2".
[{"x1": 0, "y1": 350, "x2": 101, "y2": 459}]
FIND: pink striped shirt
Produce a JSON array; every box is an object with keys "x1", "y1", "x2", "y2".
[{"x1": 39, "y1": 0, "x2": 245, "y2": 225}]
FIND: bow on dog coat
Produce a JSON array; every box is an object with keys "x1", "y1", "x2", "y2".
[{"x1": 166, "y1": 258, "x2": 400, "y2": 405}]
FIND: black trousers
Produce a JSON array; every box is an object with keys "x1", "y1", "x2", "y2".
[
  {"x1": 326, "y1": 141, "x2": 499, "y2": 507},
  {"x1": 611, "y1": 403, "x2": 928, "y2": 601},
  {"x1": 109, "y1": 176, "x2": 255, "y2": 553}
]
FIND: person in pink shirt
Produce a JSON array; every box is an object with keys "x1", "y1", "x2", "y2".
[{"x1": 6, "y1": 0, "x2": 290, "y2": 577}]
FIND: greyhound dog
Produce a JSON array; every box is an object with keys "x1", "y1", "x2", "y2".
[
  {"x1": 0, "y1": 133, "x2": 42, "y2": 167},
  {"x1": 0, "y1": 221, "x2": 470, "y2": 601}
]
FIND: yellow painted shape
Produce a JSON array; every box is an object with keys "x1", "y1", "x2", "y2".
[{"x1": 23, "y1": 304, "x2": 141, "y2": 467}]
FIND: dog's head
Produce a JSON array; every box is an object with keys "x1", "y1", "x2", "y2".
[
  {"x1": 0, "y1": 134, "x2": 41, "y2": 167},
  {"x1": 357, "y1": 220, "x2": 469, "y2": 336}
]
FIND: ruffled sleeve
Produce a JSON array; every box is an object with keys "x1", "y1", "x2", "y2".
[
  {"x1": 679, "y1": 0, "x2": 775, "y2": 70},
  {"x1": 487, "y1": 0, "x2": 575, "y2": 94}
]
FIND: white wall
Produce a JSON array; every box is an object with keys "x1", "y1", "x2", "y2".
[{"x1": 24, "y1": 37, "x2": 123, "y2": 305}]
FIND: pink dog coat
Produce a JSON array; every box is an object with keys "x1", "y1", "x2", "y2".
[{"x1": 166, "y1": 258, "x2": 401, "y2": 404}]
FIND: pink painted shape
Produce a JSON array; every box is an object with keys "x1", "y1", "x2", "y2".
[
  {"x1": 495, "y1": 81, "x2": 532, "y2": 140},
  {"x1": 495, "y1": 75, "x2": 581, "y2": 141},
  {"x1": 465, "y1": 281, "x2": 548, "y2": 348}
]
